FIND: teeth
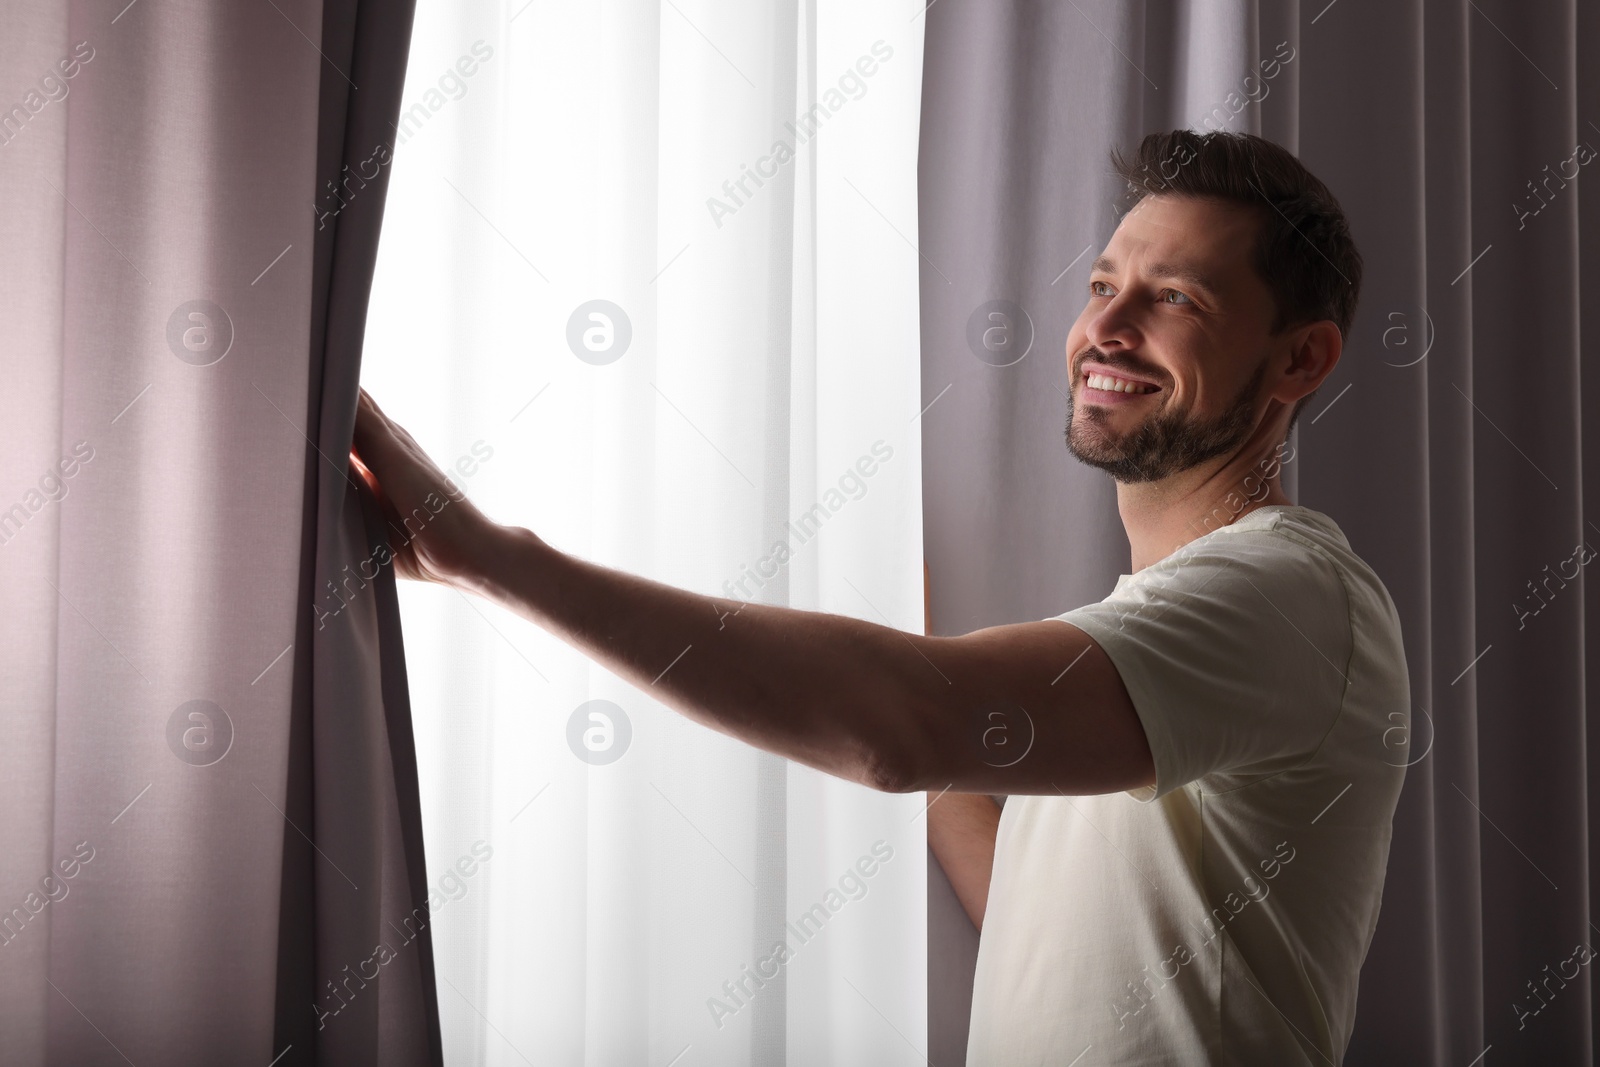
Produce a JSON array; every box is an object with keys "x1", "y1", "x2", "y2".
[{"x1": 1086, "y1": 373, "x2": 1157, "y2": 394}]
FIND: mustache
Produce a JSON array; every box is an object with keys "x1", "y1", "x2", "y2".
[{"x1": 1075, "y1": 346, "x2": 1164, "y2": 385}]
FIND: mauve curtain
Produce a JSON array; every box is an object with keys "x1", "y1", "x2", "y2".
[
  {"x1": 917, "y1": 0, "x2": 1598, "y2": 1063},
  {"x1": 0, "y1": 1, "x2": 435, "y2": 1064}
]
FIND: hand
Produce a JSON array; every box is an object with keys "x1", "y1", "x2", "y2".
[{"x1": 349, "y1": 387, "x2": 496, "y2": 586}]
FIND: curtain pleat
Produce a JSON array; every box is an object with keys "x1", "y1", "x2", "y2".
[
  {"x1": 293, "y1": 1, "x2": 440, "y2": 1063},
  {"x1": 0, "y1": 1, "x2": 432, "y2": 1064}
]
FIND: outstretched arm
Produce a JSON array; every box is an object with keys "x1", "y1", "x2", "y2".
[{"x1": 350, "y1": 389, "x2": 1154, "y2": 797}]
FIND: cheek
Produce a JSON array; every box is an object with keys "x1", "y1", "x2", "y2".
[
  {"x1": 1066, "y1": 309, "x2": 1102, "y2": 355},
  {"x1": 1063, "y1": 327, "x2": 1086, "y2": 370},
  {"x1": 1153, "y1": 328, "x2": 1224, "y2": 406},
  {"x1": 1189, "y1": 369, "x2": 1248, "y2": 414},
  {"x1": 1065, "y1": 318, "x2": 1086, "y2": 351}
]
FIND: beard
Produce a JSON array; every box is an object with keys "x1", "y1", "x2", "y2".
[{"x1": 1065, "y1": 351, "x2": 1266, "y2": 484}]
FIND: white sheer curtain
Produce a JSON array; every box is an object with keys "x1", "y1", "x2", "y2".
[{"x1": 362, "y1": 1, "x2": 927, "y2": 1062}]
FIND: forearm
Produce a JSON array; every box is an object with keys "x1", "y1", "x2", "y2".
[
  {"x1": 927, "y1": 792, "x2": 1001, "y2": 931},
  {"x1": 352, "y1": 389, "x2": 1152, "y2": 800},
  {"x1": 459, "y1": 522, "x2": 938, "y2": 790}
]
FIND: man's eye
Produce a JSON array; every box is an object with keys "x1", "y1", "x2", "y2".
[{"x1": 1089, "y1": 281, "x2": 1192, "y2": 306}]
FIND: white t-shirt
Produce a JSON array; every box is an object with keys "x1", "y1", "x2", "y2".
[{"x1": 966, "y1": 504, "x2": 1410, "y2": 1066}]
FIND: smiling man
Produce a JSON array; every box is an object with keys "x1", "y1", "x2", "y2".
[{"x1": 350, "y1": 129, "x2": 1409, "y2": 1065}]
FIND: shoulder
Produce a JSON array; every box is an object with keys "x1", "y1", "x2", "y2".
[
  {"x1": 1132, "y1": 509, "x2": 1351, "y2": 624},
  {"x1": 1086, "y1": 509, "x2": 1358, "y2": 690}
]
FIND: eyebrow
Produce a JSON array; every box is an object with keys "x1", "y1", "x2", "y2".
[{"x1": 1089, "y1": 255, "x2": 1222, "y2": 305}]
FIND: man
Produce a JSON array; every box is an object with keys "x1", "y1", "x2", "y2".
[{"x1": 351, "y1": 129, "x2": 1409, "y2": 1064}]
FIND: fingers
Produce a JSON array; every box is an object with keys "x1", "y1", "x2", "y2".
[
  {"x1": 350, "y1": 387, "x2": 466, "y2": 512},
  {"x1": 349, "y1": 450, "x2": 378, "y2": 493},
  {"x1": 348, "y1": 445, "x2": 407, "y2": 545},
  {"x1": 351, "y1": 388, "x2": 396, "y2": 468},
  {"x1": 354, "y1": 387, "x2": 432, "y2": 467}
]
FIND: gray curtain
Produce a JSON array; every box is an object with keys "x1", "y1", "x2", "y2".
[
  {"x1": 0, "y1": 1, "x2": 434, "y2": 1064},
  {"x1": 917, "y1": 1, "x2": 1598, "y2": 1063}
]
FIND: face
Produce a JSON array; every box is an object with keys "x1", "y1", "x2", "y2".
[{"x1": 1064, "y1": 194, "x2": 1284, "y2": 484}]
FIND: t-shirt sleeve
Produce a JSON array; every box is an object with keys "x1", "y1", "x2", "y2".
[{"x1": 1053, "y1": 529, "x2": 1353, "y2": 803}]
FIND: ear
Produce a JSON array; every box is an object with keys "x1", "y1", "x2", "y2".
[{"x1": 1276, "y1": 320, "x2": 1342, "y2": 406}]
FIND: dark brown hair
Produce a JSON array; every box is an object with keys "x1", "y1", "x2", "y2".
[{"x1": 1109, "y1": 129, "x2": 1362, "y2": 430}]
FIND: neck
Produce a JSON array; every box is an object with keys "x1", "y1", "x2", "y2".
[{"x1": 1115, "y1": 440, "x2": 1296, "y2": 572}]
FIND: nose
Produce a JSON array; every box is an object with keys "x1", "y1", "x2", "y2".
[{"x1": 1086, "y1": 291, "x2": 1141, "y2": 352}]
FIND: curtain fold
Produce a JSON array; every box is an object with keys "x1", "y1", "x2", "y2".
[
  {"x1": 0, "y1": 0, "x2": 432, "y2": 1063},
  {"x1": 361, "y1": 1, "x2": 928, "y2": 1063},
  {"x1": 296, "y1": 0, "x2": 441, "y2": 1063},
  {"x1": 917, "y1": 0, "x2": 1598, "y2": 1062}
]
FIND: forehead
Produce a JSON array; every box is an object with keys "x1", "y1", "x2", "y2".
[{"x1": 1099, "y1": 194, "x2": 1263, "y2": 288}]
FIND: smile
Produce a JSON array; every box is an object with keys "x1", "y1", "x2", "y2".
[{"x1": 1085, "y1": 373, "x2": 1159, "y2": 394}]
